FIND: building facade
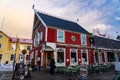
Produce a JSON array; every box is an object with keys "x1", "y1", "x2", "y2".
[
  {"x1": 92, "y1": 35, "x2": 120, "y2": 64},
  {"x1": 30, "y1": 10, "x2": 94, "y2": 68},
  {"x1": 0, "y1": 31, "x2": 32, "y2": 64}
]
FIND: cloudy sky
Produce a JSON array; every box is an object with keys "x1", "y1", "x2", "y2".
[{"x1": 0, "y1": 0, "x2": 120, "y2": 39}]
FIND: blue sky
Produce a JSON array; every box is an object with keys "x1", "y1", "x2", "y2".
[{"x1": 0, "y1": 0, "x2": 120, "y2": 39}]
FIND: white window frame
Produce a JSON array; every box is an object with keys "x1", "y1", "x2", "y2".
[
  {"x1": 70, "y1": 49, "x2": 78, "y2": 66},
  {"x1": 57, "y1": 30, "x2": 65, "y2": 42},
  {"x1": 56, "y1": 48, "x2": 65, "y2": 66},
  {"x1": 81, "y1": 34, "x2": 87, "y2": 45},
  {"x1": 81, "y1": 50, "x2": 88, "y2": 64}
]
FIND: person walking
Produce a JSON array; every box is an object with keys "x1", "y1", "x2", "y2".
[{"x1": 50, "y1": 58, "x2": 56, "y2": 75}]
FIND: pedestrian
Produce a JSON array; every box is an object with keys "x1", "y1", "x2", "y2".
[{"x1": 50, "y1": 58, "x2": 56, "y2": 75}]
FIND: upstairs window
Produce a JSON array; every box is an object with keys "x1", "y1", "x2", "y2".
[
  {"x1": 81, "y1": 34, "x2": 86, "y2": 45},
  {"x1": 27, "y1": 46, "x2": 31, "y2": 51},
  {"x1": 57, "y1": 30, "x2": 64, "y2": 42}
]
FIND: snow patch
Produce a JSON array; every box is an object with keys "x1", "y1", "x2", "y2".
[{"x1": 0, "y1": 64, "x2": 13, "y2": 71}]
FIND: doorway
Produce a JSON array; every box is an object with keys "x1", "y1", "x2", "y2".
[{"x1": 42, "y1": 51, "x2": 54, "y2": 68}]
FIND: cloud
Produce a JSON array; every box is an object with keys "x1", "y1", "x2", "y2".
[
  {"x1": 0, "y1": 0, "x2": 119, "y2": 39},
  {"x1": 115, "y1": 16, "x2": 120, "y2": 20}
]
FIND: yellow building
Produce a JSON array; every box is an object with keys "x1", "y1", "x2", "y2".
[{"x1": 0, "y1": 31, "x2": 32, "y2": 64}]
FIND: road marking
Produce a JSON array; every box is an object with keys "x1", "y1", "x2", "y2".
[{"x1": 0, "y1": 74, "x2": 5, "y2": 80}]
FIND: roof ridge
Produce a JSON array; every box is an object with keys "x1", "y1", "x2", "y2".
[{"x1": 35, "y1": 9, "x2": 77, "y2": 24}]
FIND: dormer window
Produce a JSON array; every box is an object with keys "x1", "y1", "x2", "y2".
[{"x1": 57, "y1": 30, "x2": 64, "y2": 42}]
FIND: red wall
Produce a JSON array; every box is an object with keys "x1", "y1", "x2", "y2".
[
  {"x1": 65, "y1": 31, "x2": 81, "y2": 45},
  {"x1": 78, "y1": 49, "x2": 81, "y2": 65},
  {"x1": 47, "y1": 27, "x2": 91, "y2": 46},
  {"x1": 65, "y1": 47, "x2": 70, "y2": 66},
  {"x1": 47, "y1": 28, "x2": 57, "y2": 42}
]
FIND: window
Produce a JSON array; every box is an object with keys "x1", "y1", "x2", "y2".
[
  {"x1": 81, "y1": 34, "x2": 86, "y2": 45},
  {"x1": 18, "y1": 54, "x2": 23, "y2": 62},
  {"x1": 57, "y1": 49, "x2": 64, "y2": 63},
  {"x1": 27, "y1": 46, "x2": 31, "y2": 51},
  {"x1": 0, "y1": 54, "x2": 2, "y2": 60},
  {"x1": 20, "y1": 45, "x2": 24, "y2": 50},
  {"x1": 0, "y1": 44, "x2": 1, "y2": 49},
  {"x1": 0, "y1": 35, "x2": 2, "y2": 38},
  {"x1": 10, "y1": 54, "x2": 14, "y2": 61},
  {"x1": 34, "y1": 31, "x2": 43, "y2": 47},
  {"x1": 81, "y1": 50, "x2": 88, "y2": 64},
  {"x1": 70, "y1": 49, "x2": 77, "y2": 65},
  {"x1": 26, "y1": 55, "x2": 29, "y2": 60},
  {"x1": 57, "y1": 30, "x2": 64, "y2": 42}
]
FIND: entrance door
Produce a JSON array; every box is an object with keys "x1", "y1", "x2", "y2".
[
  {"x1": 46, "y1": 51, "x2": 54, "y2": 67},
  {"x1": 42, "y1": 51, "x2": 54, "y2": 68}
]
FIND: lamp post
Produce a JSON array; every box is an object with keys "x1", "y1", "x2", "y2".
[
  {"x1": 22, "y1": 49, "x2": 27, "y2": 64},
  {"x1": 12, "y1": 37, "x2": 19, "y2": 80}
]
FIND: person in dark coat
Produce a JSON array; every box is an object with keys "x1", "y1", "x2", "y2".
[{"x1": 50, "y1": 58, "x2": 56, "y2": 75}]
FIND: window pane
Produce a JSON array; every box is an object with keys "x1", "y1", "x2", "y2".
[
  {"x1": 57, "y1": 31, "x2": 64, "y2": 42},
  {"x1": 57, "y1": 49, "x2": 64, "y2": 63},
  {"x1": 81, "y1": 34, "x2": 86, "y2": 44},
  {"x1": 27, "y1": 46, "x2": 31, "y2": 51},
  {"x1": 71, "y1": 50, "x2": 77, "y2": 63},
  {"x1": 82, "y1": 51, "x2": 87, "y2": 62}
]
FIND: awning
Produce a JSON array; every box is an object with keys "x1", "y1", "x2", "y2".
[{"x1": 43, "y1": 46, "x2": 54, "y2": 51}]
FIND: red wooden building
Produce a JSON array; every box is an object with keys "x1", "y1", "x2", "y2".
[{"x1": 30, "y1": 10, "x2": 94, "y2": 68}]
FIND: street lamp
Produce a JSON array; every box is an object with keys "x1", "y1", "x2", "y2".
[{"x1": 22, "y1": 49, "x2": 27, "y2": 64}]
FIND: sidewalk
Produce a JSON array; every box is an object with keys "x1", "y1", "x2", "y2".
[
  {"x1": 0, "y1": 67, "x2": 117, "y2": 80},
  {"x1": 0, "y1": 72, "x2": 13, "y2": 80},
  {"x1": 88, "y1": 68, "x2": 116, "y2": 80},
  {"x1": 30, "y1": 67, "x2": 117, "y2": 80}
]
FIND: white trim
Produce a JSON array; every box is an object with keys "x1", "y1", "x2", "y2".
[
  {"x1": 70, "y1": 49, "x2": 78, "y2": 66},
  {"x1": 57, "y1": 30, "x2": 65, "y2": 42},
  {"x1": 45, "y1": 27, "x2": 48, "y2": 42},
  {"x1": 46, "y1": 42, "x2": 56, "y2": 50},
  {"x1": 56, "y1": 48, "x2": 65, "y2": 66},
  {"x1": 56, "y1": 43, "x2": 91, "y2": 49},
  {"x1": 35, "y1": 10, "x2": 48, "y2": 42},
  {"x1": 81, "y1": 50, "x2": 88, "y2": 64}
]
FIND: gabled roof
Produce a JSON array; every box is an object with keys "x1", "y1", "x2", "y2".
[
  {"x1": 36, "y1": 11, "x2": 90, "y2": 34},
  {"x1": 0, "y1": 31, "x2": 10, "y2": 38},
  {"x1": 93, "y1": 35, "x2": 120, "y2": 49}
]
